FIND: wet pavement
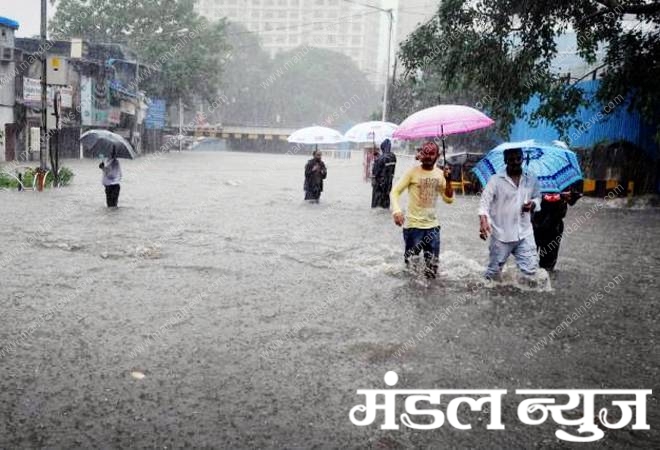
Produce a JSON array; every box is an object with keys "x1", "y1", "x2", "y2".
[{"x1": 1, "y1": 150, "x2": 658, "y2": 448}]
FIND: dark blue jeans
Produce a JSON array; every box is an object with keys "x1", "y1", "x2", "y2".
[{"x1": 403, "y1": 226, "x2": 440, "y2": 277}]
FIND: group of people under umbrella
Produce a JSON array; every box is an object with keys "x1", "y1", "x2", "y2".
[
  {"x1": 295, "y1": 104, "x2": 584, "y2": 280},
  {"x1": 81, "y1": 103, "x2": 585, "y2": 281}
]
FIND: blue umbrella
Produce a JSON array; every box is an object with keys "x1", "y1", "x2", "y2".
[{"x1": 472, "y1": 140, "x2": 583, "y2": 193}]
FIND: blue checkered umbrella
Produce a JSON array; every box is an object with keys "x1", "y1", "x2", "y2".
[{"x1": 473, "y1": 140, "x2": 583, "y2": 193}]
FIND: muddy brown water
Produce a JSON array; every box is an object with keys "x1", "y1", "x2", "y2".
[{"x1": 1, "y1": 151, "x2": 658, "y2": 448}]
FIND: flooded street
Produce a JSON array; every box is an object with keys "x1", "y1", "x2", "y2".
[{"x1": 1, "y1": 150, "x2": 658, "y2": 448}]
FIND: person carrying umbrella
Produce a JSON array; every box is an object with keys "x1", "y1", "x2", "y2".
[
  {"x1": 80, "y1": 129, "x2": 135, "y2": 208},
  {"x1": 304, "y1": 150, "x2": 327, "y2": 203},
  {"x1": 99, "y1": 147, "x2": 122, "y2": 207},
  {"x1": 371, "y1": 138, "x2": 397, "y2": 209},
  {"x1": 478, "y1": 148, "x2": 541, "y2": 280},
  {"x1": 390, "y1": 141, "x2": 454, "y2": 279}
]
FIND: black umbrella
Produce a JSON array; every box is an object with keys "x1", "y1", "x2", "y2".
[{"x1": 80, "y1": 129, "x2": 137, "y2": 159}]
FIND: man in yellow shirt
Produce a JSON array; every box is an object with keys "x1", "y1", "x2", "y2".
[{"x1": 391, "y1": 141, "x2": 454, "y2": 278}]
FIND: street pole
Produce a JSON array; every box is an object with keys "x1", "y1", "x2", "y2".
[
  {"x1": 178, "y1": 96, "x2": 183, "y2": 152},
  {"x1": 40, "y1": 0, "x2": 47, "y2": 170},
  {"x1": 381, "y1": 9, "x2": 393, "y2": 122},
  {"x1": 132, "y1": 55, "x2": 139, "y2": 154}
]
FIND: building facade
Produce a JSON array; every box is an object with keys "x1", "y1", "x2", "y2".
[
  {"x1": 195, "y1": 0, "x2": 388, "y2": 87},
  {"x1": 0, "y1": 17, "x2": 19, "y2": 162}
]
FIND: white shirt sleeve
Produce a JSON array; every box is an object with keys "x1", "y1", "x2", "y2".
[
  {"x1": 478, "y1": 178, "x2": 496, "y2": 218},
  {"x1": 530, "y1": 176, "x2": 541, "y2": 212}
]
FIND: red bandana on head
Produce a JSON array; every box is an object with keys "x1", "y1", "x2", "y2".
[{"x1": 420, "y1": 142, "x2": 439, "y2": 162}]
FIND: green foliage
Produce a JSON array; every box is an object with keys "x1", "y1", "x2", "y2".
[
  {"x1": 209, "y1": 22, "x2": 277, "y2": 126},
  {"x1": 397, "y1": 0, "x2": 660, "y2": 140},
  {"x1": 0, "y1": 172, "x2": 19, "y2": 189},
  {"x1": 0, "y1": 167, "x2": 74, "y2": 189},
  {"x1": 267, "y1": 47, "x2": 379, "y2": 127},
  {"x1": 50, "y1": 0, "x2": 229, "y2": 103},
  {"x1": 57, "y1": 167, "x2": 75, "y2": 185},
  {"x1": 210, "y1": 23, "x2": 379, "y2": 128}
]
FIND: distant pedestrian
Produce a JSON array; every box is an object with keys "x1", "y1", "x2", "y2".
[
  {"x1": 390, "y1": 141, "x2": 454, "y2": 278},
  {"x1": 371, "y1": 138, "x2": 397, "y2": 209},
  {"x1": 304, "y1": 150, "x2": 327, "y2": 203},
  {"x1": 478, "y1": 147, "x2": 541, "y2": 280},
  {"x1": 99, "y1": 147, "x2": 122, "y2": 207},
  {"x1": 532, "y1": 189, "x2": 581, "y2": 271},
  {"x1": 370, "y1": 146, "x2": 381, "y2": 207}
]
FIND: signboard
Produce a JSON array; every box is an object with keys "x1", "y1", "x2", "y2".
[
  {"x1": 59, "y1": 86, "x2": 73, "y2": 108},
  {"x1": 145, "y1": 99, "x2": 166, "y2": 129},
  {"x1": 23, "y1": 77, "x2": 41, "y2": 104},
  {"x1": 24, "y1": 79, "x2": 74, "y2": 108},
  {"x1": 46, "y1": 56, "x2": 69, "y2": 85},
  {"x1": 92, "y1": 77, "x2": 110, "y2": 126},
  {"x1": 93, "y1": 109, "x2": 108, "y2": 126},
  {"x1": 23, "y1": 77, "x2": 73, "y2": 108},
  {"x1": 80, "y1": 76, "x2": 93, "y2": 126}
]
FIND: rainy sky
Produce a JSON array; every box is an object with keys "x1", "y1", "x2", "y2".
[{"x1": 2, "y1": 0, "x2": 57, "y2": 38}]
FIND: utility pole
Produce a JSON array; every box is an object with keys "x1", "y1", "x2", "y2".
[
  {"x1": 40, "y1": 0, "x2": 47, "y2": 170},
  {"x1": 381, "y1": 8, "x2": 393, "y2": 122},
  {"x1": 178, "y1": 96, "x2": 183, "y2": 152},
  {"x1": 132, "y1": 55, "x2": 140, "y2": 154}
]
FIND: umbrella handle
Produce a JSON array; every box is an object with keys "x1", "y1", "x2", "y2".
[
  {"x1": 441, "y1": 125, "x2": 446, "y2": 166},
  {"x1": 524, "y1": 150, "x2": 531, "y2": 175}
]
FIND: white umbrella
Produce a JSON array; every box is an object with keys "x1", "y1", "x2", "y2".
[
  {"x1": 344, "y1": 121, "x2": 398, "y2": 146},
  {"x1": 287, "y1": 126, "x2": 346, "y2": 149}
]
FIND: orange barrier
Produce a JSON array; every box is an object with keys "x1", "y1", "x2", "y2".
[
  {"x1": 583, "y1": 179, "x2": 596, "y2": 193},
  {"x1": 606, "y1": 179, "x2": 619, "y2": 190}
]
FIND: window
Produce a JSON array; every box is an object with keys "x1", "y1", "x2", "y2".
[{"x1": 351, "y1": 36, "x2": 361, "y2": 45}]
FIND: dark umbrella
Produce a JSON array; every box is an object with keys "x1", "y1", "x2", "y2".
[{"x1": 80, "y1": 129, "x2": 137, "y2": 159}]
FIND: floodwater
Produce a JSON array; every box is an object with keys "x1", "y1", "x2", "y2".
[{"x1": 1, "y1": 150, "x2": 658, "y2": 448}]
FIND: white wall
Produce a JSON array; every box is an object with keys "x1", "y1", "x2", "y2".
[{"x1": 0, "y1": 107, "x2": 15, "y2": 162}]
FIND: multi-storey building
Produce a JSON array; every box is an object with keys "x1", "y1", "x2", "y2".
[{"x1": 195, "y1": 0, "x2": 389, "y2": 87}]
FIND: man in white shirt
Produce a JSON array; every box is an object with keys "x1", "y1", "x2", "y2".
[{"x1": 478, "y1": 148, "x2": 541, "y2": 280}]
